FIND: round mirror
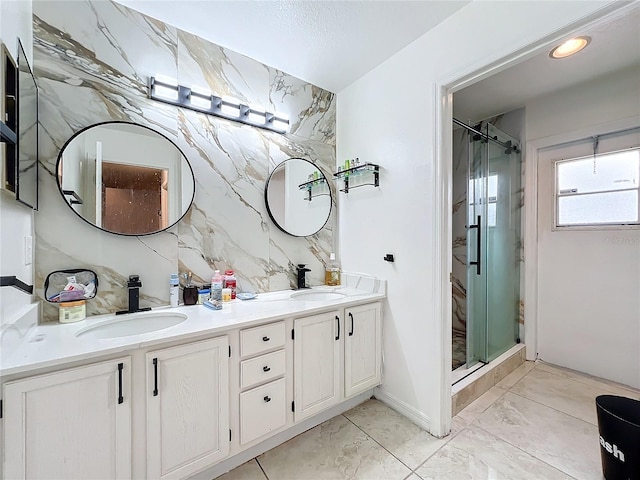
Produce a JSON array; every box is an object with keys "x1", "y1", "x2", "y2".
[
  {"x1": 56, "y1": 122, "x2": 195, "y2": 236},
  {"x1": 265, "y1": 158, "x2": 332, "y2": 237}
]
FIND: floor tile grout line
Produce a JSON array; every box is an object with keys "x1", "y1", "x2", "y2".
[
  {"x1": 532, "y1": 362, "x2": 640, "y2": 396},
  {"x1": 340, "y1": 413, "x2": 415, "y2": 473},
  {"x1": 506, "y1": 389, "x2": 600, "y2": 427},
  {"x1": 255, "y1": 457, "x2": 270, "y2": 480},
  {"x1": 472, "y1": 422, "x2": 581, "y2": 479},
  {"x1": 410, "y1": 416, "x2": 471, "y2": 474},
  {"x1": 455, "y1": 385, "x2": 509, "y2": 422},
  {"x1": 495, "y1": 362, "x2": 537, "y2": 391}
]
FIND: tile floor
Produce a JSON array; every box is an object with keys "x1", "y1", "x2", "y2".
[{"x1": 217, "y1": 361, "x2": 640, "y2": 480}]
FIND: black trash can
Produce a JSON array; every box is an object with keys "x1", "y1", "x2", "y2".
[{"x1": 596, "y1": 395, "x2": 640, "y2": 480}]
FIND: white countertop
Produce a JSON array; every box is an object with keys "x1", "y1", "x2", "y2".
[{"x1": 1, "y1": 284, "x2": 385, "y2": 378}]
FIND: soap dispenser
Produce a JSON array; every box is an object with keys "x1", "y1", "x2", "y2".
[{"x1": 325, "y1": 253, "x2": 341, "y2": 286}]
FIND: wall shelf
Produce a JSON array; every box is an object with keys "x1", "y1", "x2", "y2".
[
  {"x1": 298, "y1": 177, "x2": 330, "y2": 201},
  {"x1": 333, "y1": 163, "x2": 379, "y2": 194},
  {"x1": 1, "y1": 43, "x2": 18, "y2": 193},
  {"x1": 0, "y1": 120, "x2": 17, "y2": 144}
]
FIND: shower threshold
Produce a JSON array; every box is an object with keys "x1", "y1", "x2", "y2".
[{"x1": 452, "y1": 362, "x2": 486, "y2": 386}]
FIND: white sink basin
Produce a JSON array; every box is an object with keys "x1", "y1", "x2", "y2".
[
  {"x1": 76, "y1": 312, "x2": 188, "y2": 339},
  {"x1": 290, "y1": 291, "x2": 347, "y2": 301}
]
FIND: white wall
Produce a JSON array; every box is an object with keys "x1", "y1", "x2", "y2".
[
  {"x1": 337, "y1": 0, "x2": 614, "y2": 435},
  {"x1": 0, "y1": 0, "x2": 34, "y2": 327},
  {"x1": 529, "y1": 66, "x2": 640, "y2": 388},
  {"x1": 526, "y1": 65, "x2": 640, "y2": 140}
]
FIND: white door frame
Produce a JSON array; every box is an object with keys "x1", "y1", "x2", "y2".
[{"x1": 433, "y1": 2, "x2": 634, "y2": 435}]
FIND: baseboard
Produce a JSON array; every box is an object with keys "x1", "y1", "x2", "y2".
[
  {"x1": 192, "y1": 390, "x2": 374, "y2": 480},
  {"x1": 373, "y1": 387, "x2": 431, "y2": 432}
]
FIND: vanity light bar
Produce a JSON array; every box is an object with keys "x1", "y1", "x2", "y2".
[{"x1": 148, "y1": 77, "x2": 290, "y2": 134}]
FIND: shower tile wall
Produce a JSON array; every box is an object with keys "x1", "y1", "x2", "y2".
[
  {"x1": 452, "y1": 127, "x2": 469, "y2": 370},
  {"x1": 33, "y1": 0, "x2": 336, "y2": 322}
]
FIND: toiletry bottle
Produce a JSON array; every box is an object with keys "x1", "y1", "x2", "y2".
[
  {"x1": 222, "y1": 288, "x2": 232, "y2": 302},
  {"x1": 170, "y1": 273, "x2": 179, "y2": 307},
  {"x1": 224, "y1": 269, "x2": 237, "y2": 299},
  {"x1": 325, "y1": 253, "x2": 341, "y2": 286},
  {"x1": 211, "y1": 270, "x2": 223, "y2": 302}
]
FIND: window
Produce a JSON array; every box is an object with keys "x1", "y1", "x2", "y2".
[
  {"x1": 468, "y1": 174, "x2": 498, "y2": 227},
  {"x1": 555, "y1": 148, "x2": 640, "y2": 227}
]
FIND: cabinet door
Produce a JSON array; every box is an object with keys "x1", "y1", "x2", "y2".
[
  {"x1": 294, "y1": 310, "x2": 341, "y2": 422},
  {"x1": 345, "y1": 302, "x2": 382, "y2": 397},
  {"x1": 240, "y1": 377, "x2": 286, "y2": 445},
  {"x1": 146, "y1": 336, "x2": 229, "y2": 480},
  {"x1": 3, "y1": 358, "x2": 132, "y2": 480}
]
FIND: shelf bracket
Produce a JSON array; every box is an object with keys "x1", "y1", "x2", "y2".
[{"x1": 0, "y1": 276, "x2": 33, "y2": 294}]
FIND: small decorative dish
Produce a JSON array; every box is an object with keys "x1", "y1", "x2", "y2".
[{"x1": 237, "y1": 292, "x2": 258, "y2": 300}]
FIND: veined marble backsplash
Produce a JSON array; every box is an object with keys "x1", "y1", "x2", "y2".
[
  {"x1": 451, "y1": 127, "x2": 469, "y2": 338},
  {"x1": 33, "y1": 0, "x2": 336, "y2": 322}
]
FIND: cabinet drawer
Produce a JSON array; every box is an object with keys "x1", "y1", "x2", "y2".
[
  {"x1": 241, "y1": 349, "x2": 286, "y2": 390},
  {"x1": 240, "y1": 378, "x2": 286, "y2": 445},
  {"x1": 240, "y1": 321, "x2": 286, "y2": 357}
]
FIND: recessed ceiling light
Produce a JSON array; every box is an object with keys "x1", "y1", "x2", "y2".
[{"x1": 549, "y1": 36, "x2": 591, "y2": 59}]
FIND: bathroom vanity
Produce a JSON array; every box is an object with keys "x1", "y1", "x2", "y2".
[{"x1": 0, "y1": 277, "x2": 384, "y2": 480}]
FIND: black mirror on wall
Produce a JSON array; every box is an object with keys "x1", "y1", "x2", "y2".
[
  {"x1": 264, "y1": 158, "x2": 332, "y2": 237},
  {"x1": 56, "y1": 121, "x2": 195, "y2": 236},
  {"x1": 17, "y1": 38, "x2": 38, "y2": 209}
]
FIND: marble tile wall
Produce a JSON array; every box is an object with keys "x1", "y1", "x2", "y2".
[
  {"x1": 451, "y1": 127, "x2": 468, "y2": 340},
  {"x1": 32, "y1": 0, "x2": 336, "y2": 322},
  {"x1": 452, "y1": 126, "x2": 468, "y2": 370}
]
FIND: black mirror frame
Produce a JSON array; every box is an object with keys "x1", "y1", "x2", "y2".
[
  {"x1": 264, "y1": 157, "x2": 333, "y2": 237},
  {"x1": 16, "y1": 38, "x2": 39, "y2": 210},
  {"x1": 55, "y1": 120, "x2": 195, "y2": 236}
]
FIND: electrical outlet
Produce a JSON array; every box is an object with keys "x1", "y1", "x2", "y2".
[{"x1": 24, "y1": 235, "x2": 33, "y2": 265}]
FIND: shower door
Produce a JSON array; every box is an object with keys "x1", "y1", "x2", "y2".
[
  {"x1": 466, "y1": 133, "x2": 488, "y2": 368},
  {"x1": 466, "y1": 123, "x2": 521, "y2": 367}
]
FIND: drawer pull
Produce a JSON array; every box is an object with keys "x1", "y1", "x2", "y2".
[
  {"x1": 117, "y1": 362, "x2": 124, "y2": 404},
  {"x1": 262, "y1": 336, "x2": 270, "y2": 342},
  {"x1": 263, "y1": 366, "x2": 271, "y2": 372},
  {"x1": 349, "y1": 312, "x2": 354, "y2": 336},
  {"x1": 152, "y1": 358, "x2": 158, "y2": 397},
  {"x1": 263, "y1": 395, "x2": 271, "y2": 403}
]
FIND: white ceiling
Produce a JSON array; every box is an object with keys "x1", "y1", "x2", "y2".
[
  {"x1": 114, "y1": 0, "x2": 469, "y2": 93},
  {"x1": 453, "y1": 6, "x2": 640, "y2": 122}
]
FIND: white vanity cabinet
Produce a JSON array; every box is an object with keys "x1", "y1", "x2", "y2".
[
  {"x1": 146, "y1": 336, "x2": 229, "y2": 480},
  {"x1": 344, "y1": 302, "x2": 382, "y2": 398},
  {"x1": 293, "y1": 310, "x2": 342, "y2": 422},
  {"x1": 2, "y1": 357, "x2": 132, "y2": 480},
  {"x1": 1, "y1": 293, "x2": 384, "y2": 480},
  {"x1": 293, "y1": 302, "x2": 382, "y2": 422},
  {"x1": 238, "y1": 321, "x2": 288, "y2": 445}
]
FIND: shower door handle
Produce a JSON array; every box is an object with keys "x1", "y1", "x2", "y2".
[{"x1": 469, "y1": 215, "x2": 481, "y2": 276}]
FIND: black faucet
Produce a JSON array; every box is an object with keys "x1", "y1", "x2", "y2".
[
  {"x1": 116, "y1": 275, "x2": 152, "y2": 315},
  {"x1": 296, "y1": 264, "x2": 311, "y2": 289}
]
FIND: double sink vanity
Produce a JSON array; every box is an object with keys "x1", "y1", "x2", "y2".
[
  {"x1": 1, "y1": 275, "x2": 385, "y2": 479},
  {"x1": 2, "y1": 89, "x2": 378, "y2": 478}
]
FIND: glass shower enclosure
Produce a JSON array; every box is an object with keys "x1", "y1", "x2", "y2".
[{"x1": 466, "y1": 123, "x2": 521, "y2": 367}]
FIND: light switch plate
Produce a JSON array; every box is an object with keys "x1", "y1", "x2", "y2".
[{"x1": 24, "y1": 235, "x2": 33, "y2": 265}]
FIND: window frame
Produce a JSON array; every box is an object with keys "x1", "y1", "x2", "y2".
[{"x1": 553, "y1": 146, "x2": 640, "y2": 231}]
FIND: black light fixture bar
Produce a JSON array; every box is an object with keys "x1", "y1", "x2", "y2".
[{"x1": 148, "y1": 77, "x2": 290, "y2": 134}]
